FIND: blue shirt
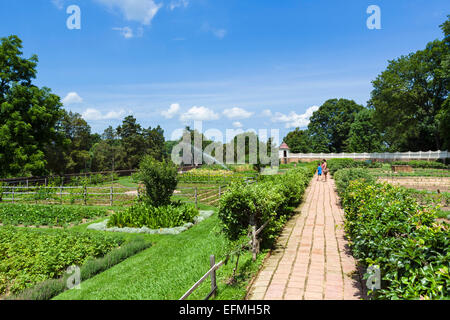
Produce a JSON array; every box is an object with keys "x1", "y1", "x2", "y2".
[{"x1": 318, "y1": 166, "x2": 322, "y2": 174}]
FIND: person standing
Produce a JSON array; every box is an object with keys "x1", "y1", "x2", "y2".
[{"x1": 322, "y1": 159, "x2": 328, "y2": 182}]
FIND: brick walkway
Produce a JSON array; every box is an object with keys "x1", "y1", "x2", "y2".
[{"x1": 247, "y1": 175, "x2": 364, "y2": 300}]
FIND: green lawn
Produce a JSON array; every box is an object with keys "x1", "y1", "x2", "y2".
[{"x1": 54, "y1": 207, "x2": 266, "y2": 300}]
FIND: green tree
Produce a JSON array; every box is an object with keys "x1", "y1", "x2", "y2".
[
  {"x1": 283, "y1": 128, "x2": 312, "y2": 153},
  {"x1": 90, "y1": 126, "x2": 126, "y2": 172},
  {"x1": 369, "y1": 17, "x2": 449, "y2": 151},
  {"x1": 0, "y1": 35, "x2": 63, "y2": 177},
  {"x1": 116, "y1": 116, "x2": 146, "y2": 169},
  {"x1": 307, "y1": 98, "x2": 364, "y2": 153},
  {"x1": 136, "y1": 156, "x2": 178, "y2": 206},
  {"x1": 46, "y1": 111, "x2": 97, "y2": 174},
  {"x1": 345, "y1": 109, "x2": 384, "y2": 153}
]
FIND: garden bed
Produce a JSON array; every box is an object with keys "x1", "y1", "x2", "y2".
[
  {"x1": 0, "y1": 204, "x2": 110, "y2": 227},
  {"x1": 0, "y1": 226, "x2": 125, "y2": 298},
  {"x1": 87, "y1": 210, "x2": 215, "y2": 235}
]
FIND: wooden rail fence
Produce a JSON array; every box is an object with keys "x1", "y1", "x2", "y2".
[{"x1": 179, "y1": 216, "x2": 268, "y2": 300}]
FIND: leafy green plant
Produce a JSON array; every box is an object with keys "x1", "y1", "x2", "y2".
[
  {"x1": 218, "y1": 165, "x2": 315, "y2": 246},
  {"x1": 0, "y1": 227, "x2": 123, "y2": 296},
  {"x1": 134, "y1": 156, "x2": 178, "y2": 206},
  {"x1": 0, "y1": 204, "x2": 108, "y2": 227},
  {"x1": 334, "y1": 168, "x2": 376, "y2": 195},
  {"x1": 342, "y1": 180, "x2": 449, "y2": 299},
  {"x1": 11, "y1": 237, "x2": 151, "y2": 300},
  {"x1": 107, "y1": 202, "x2": 199, "y2": 229}
]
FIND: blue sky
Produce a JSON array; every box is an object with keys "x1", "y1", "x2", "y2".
[{"x1": 0, "y1": 0, "x2": 449, "y2": 142}]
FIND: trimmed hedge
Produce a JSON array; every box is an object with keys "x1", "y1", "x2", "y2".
[
  {"x1": 341, "y1": 180, "x2": 449, "y2": 299},
  {"x1": 218, "y1": 165, "x2": 315, "y2": 246}
]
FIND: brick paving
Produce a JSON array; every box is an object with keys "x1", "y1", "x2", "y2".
[{"x1": 247, "y1": 175, "x2": 364, "y2": 300}]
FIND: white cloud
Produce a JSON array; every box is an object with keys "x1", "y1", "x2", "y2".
[
  {"x1": 223, "y1": 107, "x2": 253, "y2": 120},
  {"x1": 82, "y1": 108, "x2": 127, "y2": 121},
  {"x1": 112, "y1": 26, "x2": 139, "y2": 39},
  {"x1": 169, "y1": 0, "x2": 189, "y2": 10},
  {"x1": 95, "y1": 0, "x2": 162, "y2": 25},
  {"x1": 270, "y1": 106, "x2": 319, "y2": 128},
  {"x1": 180, "y1": 106, "x2": 220, "y2": 122},
  {"x1": 232, "y1": 121, "x2": 243, "y2": 128},
  {"x1": 51, "y1": 0, "x2": 64, "y2": 10},
  {"x1": 161, "y1": 103, "x2": 180, "y2": 119},
  {"x1": 62, "y1": 92, "x2": 83, "y2": 105}
]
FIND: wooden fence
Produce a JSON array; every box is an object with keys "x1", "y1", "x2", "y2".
[
  {"x1": 0, "y1": 184, "x2": 228, "y2": 207},
  {"x1": 179, "y1": 214, "x2": 267, "y2": 300}
]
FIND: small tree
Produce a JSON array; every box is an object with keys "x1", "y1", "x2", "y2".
[{"x1": 137, "y1": 155, "x2": 178, "y2": 206}]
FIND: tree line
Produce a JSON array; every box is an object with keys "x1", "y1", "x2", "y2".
[
  {"x1": 283, "y1": 17, "x2": 449, "y2": 154},
  {"x1": 0, "y1": 17, "x2": 448, "y2": 178},
  {"x1": 0, "y1": 35, "x2": 166, "y2": 178}
]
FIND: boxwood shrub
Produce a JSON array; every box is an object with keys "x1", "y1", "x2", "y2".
[{"x1": 342, "y1": 180, "x2": 449, "y2": 300}]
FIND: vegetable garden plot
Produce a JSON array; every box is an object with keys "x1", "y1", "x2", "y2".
[
  {"x1": 0, "y1": 204, "x2": 109, "y2": 227},
  {"x1": 0, "y1": 227, "x2": 123, "y2": 297}
]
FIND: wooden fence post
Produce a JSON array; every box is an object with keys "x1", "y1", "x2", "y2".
[
  {"x1": 12, "y1": 188, "x2": 14, "y2": 203},
  {"x1": 195, "y1": 187, "x2": 198, "y2": 209},
  {"x1": 60, "y1": 186, "x2": 63, "y2": 205},
  {"x1": 110, "y1": 186, "x2": 113, "y2": 206},
  {"x1": 250, "y1": 214, "x2": 257, "y2": 261},
  {"x1": 210, "y1": 255, "x2": 217, "y2": 298},
  {"x1": 83, "y1": 185, "x2": 87, "y2": 205}
]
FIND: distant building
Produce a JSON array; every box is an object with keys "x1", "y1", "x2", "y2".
[{"x1": 279, "y1": 142, "x2": 290, "y2": 164}]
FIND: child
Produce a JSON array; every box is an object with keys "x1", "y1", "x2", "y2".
[{"x1": 317, "y1": 161, "x2": 323, "y2": 181}]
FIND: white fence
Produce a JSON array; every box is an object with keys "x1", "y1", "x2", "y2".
[{"x1": 287, "y1": 150, "x2": 449, "y2": 161}]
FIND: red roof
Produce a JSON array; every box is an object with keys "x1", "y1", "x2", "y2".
[{"x1": 279, "y1": 142, "x2": 290, "y2": 150}]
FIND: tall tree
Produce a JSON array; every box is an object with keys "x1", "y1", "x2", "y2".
[
  {"x1": 283, "y1": 128, "x2": 312, "y2": 153},
  {"x1": 369, "y1": 16, "x2": 449, "y2": 151},
  {"x1": 345, "y1": 109, "x2": 385, "y2": 153},
  {"x1": 0, "y1": 35, "x2": 63, "y2": 177},
  {"x1": 116, "y1": 115, "x2": 146, "y2": 169},
  {"x1": 307, "y1": 98, "x2": 364, "y2": 153}
]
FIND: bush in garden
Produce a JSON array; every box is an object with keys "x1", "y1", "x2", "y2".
[
  {"x1": 218, "y1": 166, "x2": 315, "y2": 246},
  {"x1": 107, "y1": 202, "x2": 199, "y2": 229},
  {"x1": 342, "y1": 180, "x2": 449, "y2": 300},
  {"x1": 135, "y1": 156, "x2": 178, "y2": 206},
  {"x1": 334, "y1": 168, "x2": 375, "y2": 195}
]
